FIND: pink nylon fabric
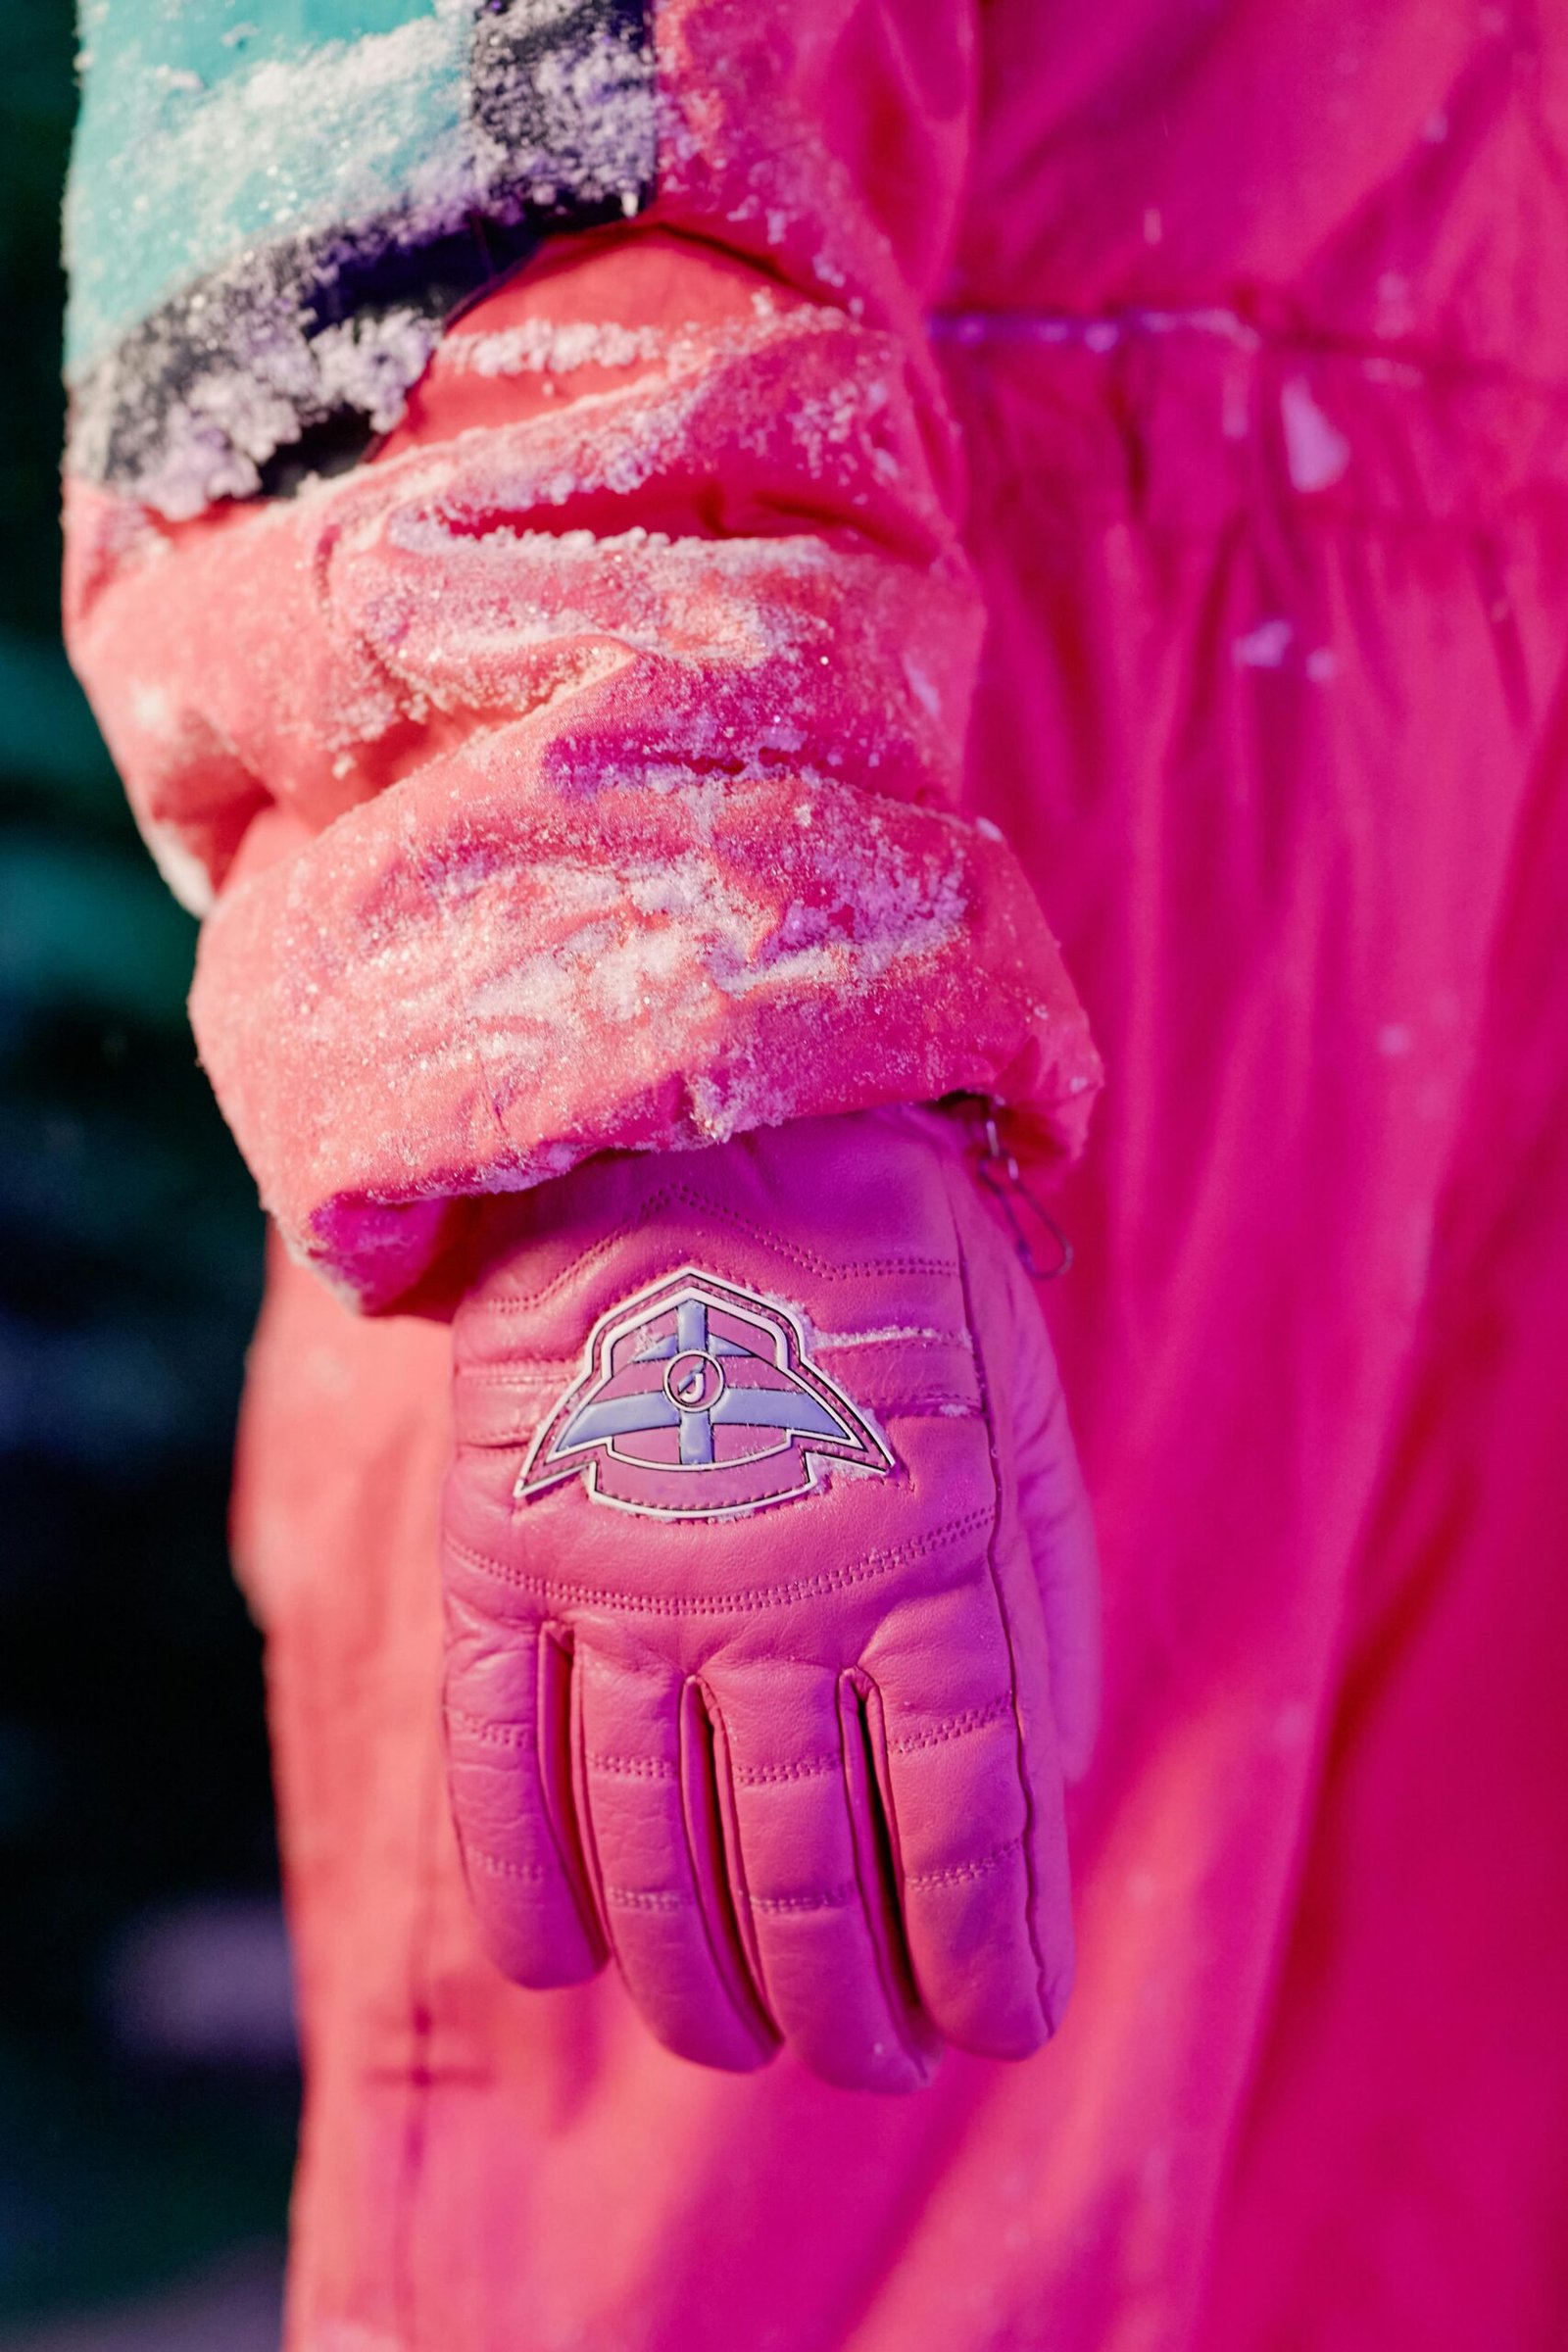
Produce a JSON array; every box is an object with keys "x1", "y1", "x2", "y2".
[
  {"x1": 64, "y1": 227, "x2": 1097, "y2": 1310},
  {"x1": 62, "y1": 0, "x2": 1568, "y2": 2346},
  {"x1": 442, "y1": 1107, "x2": 1098, "y2": 2089}
]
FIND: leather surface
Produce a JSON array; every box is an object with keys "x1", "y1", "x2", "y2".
[{"x1": 442, "y1": 1107, "x2": 1098, "y2": 2089}]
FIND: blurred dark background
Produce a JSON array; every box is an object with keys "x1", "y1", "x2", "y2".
[{"x1": 1, "y1": 10, "x2": 295, "y2": 2339}]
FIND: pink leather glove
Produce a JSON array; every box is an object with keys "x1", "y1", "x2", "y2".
[{"x1": 441, "y1": 1107, "x2": 1099, "y2": 2091}]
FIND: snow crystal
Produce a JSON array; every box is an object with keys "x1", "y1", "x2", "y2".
[
  {"x1": 1232, "y1": 618, "x2": 1295, "y2": 670},
  {"x1": 143, "y1": 819, "x2": 216, "y2": 917},
  {"x1": 902, "y1": 655, "x2": 942, "y2": 720},
  {"x1": 1280, "y1": 377, "x2": 1349, "y2": 492},
  {"x1": 1222, "y1": 367, "x2": 1251, "y2": 442},
  {"x1": 453, "y1": 318, "x2": 673, "y2": 378},
  {"x1": 1374, "y1": 271, "x2": 1416, "y2": 340}
]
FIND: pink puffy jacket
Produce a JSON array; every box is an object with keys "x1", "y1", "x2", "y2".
[{"x1": 65, "y1": 2, "x2": 1568, "y2": 2347}]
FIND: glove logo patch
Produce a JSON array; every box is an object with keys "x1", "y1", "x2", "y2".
[{"x1": 516, "y1": 1268, "x2": 893, "y2": 1519}]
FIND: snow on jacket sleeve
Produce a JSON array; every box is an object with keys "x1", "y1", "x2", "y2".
[{"x1": 63, "y1": 0, "x2": 1101, "y2": 1311}]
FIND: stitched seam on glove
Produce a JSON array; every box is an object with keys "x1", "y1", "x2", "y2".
[
  {"x1": 886, "y1": 1694, "x2": 1016, "y2": 1754},
  {"x1": 452, "y1": 1336, "x2": 971, "y2": 1386},
  {"x1": 451, "y1": 1400, "x2": 978, "y2": 1452},
  {"x1": 814, "y1": 1331, "x2": 970, "y2": 1351},
  {"x1": 700, "y1": 1693, "x2": 774, "y2": 2032},
  {"x1": 731, "y1": 1752, "x2": 843, "y2": 1787},
  {"x1": 481, "y1": 1190, "x2": 959, "y2": 1308},
  {"x1": 538, "y1": 1622, "x2": 609, "y2": 1966},
  {"x1": 465, "y1": 1849, "x2": 552, "y2": 1884},
  {"x1": 442, "y1": 1503, "x2": 991, "y2": 1612},
  {"x1": 905, "y1": 1838, "x2": 1024, "y2": 1891},
  {"x1": 677, "y1": 1680, "x2": 780, "y2": 2053},
  {"x1": 445, "y1": 1712, "x2": 534, "y2": 1750},
  {"x1": 939, "y1": 1156, "x2": 1054, "y2": 2039},
  {"x1": 584, "y1": 1751, "x2": 677, "y2": 1782},
  {"x1": 748, "y1": 1883, "x2": 859, "y2": 1916},
  {"x1": 837, "y1": 1671, "x2": 933, "y2": 2082}
]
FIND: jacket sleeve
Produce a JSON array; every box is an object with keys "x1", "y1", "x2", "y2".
[{"x1": 63, "y1": 0, "x2": 1101, "y2": 1312}]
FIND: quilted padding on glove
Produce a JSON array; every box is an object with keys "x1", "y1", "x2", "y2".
[{"x1": 442, "y1": 1106, "x2": 1099, "y2": 2091}]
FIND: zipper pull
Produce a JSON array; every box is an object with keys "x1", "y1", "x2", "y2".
[{"x1": 971, "y1": 1101, "x2": 1074, "y2": 1281}]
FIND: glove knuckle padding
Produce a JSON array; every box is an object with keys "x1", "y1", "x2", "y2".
[{"x1": 440, "y1": 1109, "x2": 1093, "y2": 2087}]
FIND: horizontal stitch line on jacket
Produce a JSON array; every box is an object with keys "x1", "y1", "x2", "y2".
[
  {"x1": 928, "y1": 305, "x2": 1568, "y2": 395},
  {"x1": 441, "y1": 1505, "x2": 992, "y2": 1615},
  {"x1": 905, "y1": 1836, "x2": 1024, "y2": 1891},
  {"x1": 929, "y1": 304, "x2": 1261, "y2": 352}
]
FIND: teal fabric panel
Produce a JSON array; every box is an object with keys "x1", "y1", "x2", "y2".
[
  {"x1": 63, "y1": 0, "x2": 657, "y2": 514},
  {"x1": 66, "y1": 2, "x2": 469, "y2": 377}
]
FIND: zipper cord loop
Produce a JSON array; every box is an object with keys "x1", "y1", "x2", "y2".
[{"x1": 971, "y1": 1101, "x2": 1074, "y2": 1282}]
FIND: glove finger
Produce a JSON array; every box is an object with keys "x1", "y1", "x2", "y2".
[
  {"x1": 873, "y1": 1571, "x2": 1071, "y2": 2057},
  {"x1": 708, "y1": 1658, "x2": 937, "y2": 2093},
  {"x1": 443, "y1": 1599, "x2": 606, "y2": 1986},
  {"x1": 573, "y1": 1644, "x2": 777, "y2": 2074},
  {"x1": 1011, "y1": 1298, "x2": 1102, "y2": 1784}
]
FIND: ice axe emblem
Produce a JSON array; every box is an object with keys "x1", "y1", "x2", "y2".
[{"x1": 516, "y1": 1269, "x2": 893, "y2": 1519}]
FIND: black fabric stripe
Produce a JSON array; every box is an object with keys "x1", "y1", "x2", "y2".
[{"x1": 70, "y1": 0, "x2": 656, "y2": 515}]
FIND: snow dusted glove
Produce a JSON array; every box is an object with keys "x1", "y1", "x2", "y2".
[{"x1": 441, "y1": 1107, "x2": 1099, "y2": 2091}]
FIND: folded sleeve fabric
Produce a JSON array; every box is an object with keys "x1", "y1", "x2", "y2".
[{"x1": 63, "y1": 1, "x2": 1101, "y2": 1310}]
